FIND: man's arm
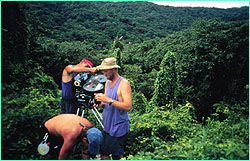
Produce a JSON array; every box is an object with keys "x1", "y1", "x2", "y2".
[
  {"x1": 62, "y1": 65, "x2": 98, "y2": 82},
  {"x1": 58, "y1": 137, "x2": 76, "y2": 160},
  {"x1": 65, "y1": 65, "x2": 97, "y2": 73},
  {"x1": 112, "y1": 79, "x2": 132, "y2": 111}
]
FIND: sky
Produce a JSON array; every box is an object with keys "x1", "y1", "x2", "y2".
[{"x1": 149, "y1": 1, "x2": 249, "y2": 9}]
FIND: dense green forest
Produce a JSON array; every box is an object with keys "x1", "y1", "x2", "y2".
[{"x1": 1, "y1": 1, "x2": 249, "y2": 160}]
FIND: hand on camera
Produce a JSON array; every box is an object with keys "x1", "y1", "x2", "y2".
[
  {"x1": 93, "y1": 93, "x2": 106, "y2": 107},
  {"x1": 90, "y1": 67, "x2": 99, "y2": 73},
  {"x1": 92, "y1": 99, "x2": 101, "y2": 106}
]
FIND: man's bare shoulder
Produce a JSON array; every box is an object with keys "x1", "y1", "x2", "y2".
[
  {"x1": 120, "y1": 78, "x2": 131, "y2": 86},
  {"x1": 120, "y1": 77, "x2": 128, "y2": 83},
  {"x1": 63, "y1": 65, "x2": 76, "y2": 73},
  {"x1": 118, "y1": 78, "x2": 131, "y2": 94}
]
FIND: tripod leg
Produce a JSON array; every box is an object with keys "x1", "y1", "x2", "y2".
[
  {"x1": 81, "y1": 109, "x2": 85, "y2": 117},
  {"x1": 76, "y1": 108, "x2": 80, "y2": 116},
  {"x1": 91, "y1": 109, "x2": 104, "y2": 128},
  {"x1": 93, "y1": 107, "x2": 103, "y2": 121}
]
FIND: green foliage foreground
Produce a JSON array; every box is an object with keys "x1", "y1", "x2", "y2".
[
  {"x1": 126, "y1": 101, "x2": 249, "y2": 160},
  {"x1": 1, "y1": 2, "x2": 249, "y2": 160},
  {"x1": 1, "y1": 66, "x2": 61, "y2": 160},
  {"x1": 2, "y1": 81, "x2": 248, "y2": 160}
]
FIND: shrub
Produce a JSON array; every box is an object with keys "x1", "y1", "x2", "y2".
[
  {"x1": 1, "y1": 67, "x2": 61, "y2": 159},
  {"x1": 125, "y1": 102, "x2": 248, "y2": 160}
]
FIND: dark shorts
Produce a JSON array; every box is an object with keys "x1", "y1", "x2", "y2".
[{"x1": 101, "y1": 131, "x2": 128, "y2": 156}]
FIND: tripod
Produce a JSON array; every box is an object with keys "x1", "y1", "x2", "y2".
[
  {"x1": 76, "y1": 94, "x2": 104, "y2": 129},
  {"x1": 71, "y1": 95, "x2": 103, "y2": 160}
]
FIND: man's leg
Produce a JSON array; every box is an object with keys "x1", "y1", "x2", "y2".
[
  {"x1": 112, "y1": 133, "x2": 127, "y2": 160},
  {"x1": 101, "y1": 132, "x2": 127, "y2": 160},
  {"x1": 101, "y1": 132, "x2": 111, "y2": 160}
]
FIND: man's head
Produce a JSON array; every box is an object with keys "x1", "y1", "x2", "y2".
[
  {"x1": 97, "y1": 57, "x2": 120, "y2": 80},
  {"x1": 80, "y1": 59, "x2": 93, "y2": 68},
  {"x1": 86, "y1": 128, "x2": 103, "y2": 155}
]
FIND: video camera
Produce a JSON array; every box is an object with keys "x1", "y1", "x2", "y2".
[
  {"x1": 73, "y1": 72, "x2": 107, "y2": 128},
  {"x1": 73, "y1": 72, "x2": 107, "y2": 106}
]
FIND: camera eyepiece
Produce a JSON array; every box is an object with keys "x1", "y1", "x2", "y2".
[{"x1": 74, "y1": 81, "x2": 81, "y2": 87}]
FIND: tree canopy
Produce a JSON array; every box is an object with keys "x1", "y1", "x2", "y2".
[{"x1": 1, "y1": 1, "x2": 249, "y2": 160}]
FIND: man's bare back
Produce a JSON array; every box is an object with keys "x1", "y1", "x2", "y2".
[
  {"x1": 45, "y1": 114, "x2": 93, "y2": 138},
  {"x1": 42, "y1": 114, "x2": 101, "y2": 160}
]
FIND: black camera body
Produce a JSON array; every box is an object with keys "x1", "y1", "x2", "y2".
[
  {"x1": 73, "y1": 73, "x2": 107, "y2": 106},
  {"x1": 74, "y1": 72, "x2": 91, "y2": 88}
]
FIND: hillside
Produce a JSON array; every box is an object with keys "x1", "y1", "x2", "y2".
[
  {"x1": 25, "y1": 1, "x2": 249, "y2": 46},
  {"x1": 94, "y1": 1, "x2": 249, "y2": 40},
  {"x1": 11, "y1": 1, "x2": 247, "y2": 86},
  {"x1": 1, "y1": 1, "x2": 249, "y2": 160}
]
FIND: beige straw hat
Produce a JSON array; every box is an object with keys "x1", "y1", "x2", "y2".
[{"x1": 97, "y1": 57, "x2": 120, "y2": 70}]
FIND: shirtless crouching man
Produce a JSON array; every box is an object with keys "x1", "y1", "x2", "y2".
[{"x1": 39, "y1": 114, "x2": 102, "y2": 160}]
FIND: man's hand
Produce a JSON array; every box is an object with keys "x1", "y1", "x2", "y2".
[
  {"x1": 90, "y1": 67, "x2": 99, "y2": 73},
  {"x1": 95, "y1": 93, "x2": 111, "y2": 103},
  {"x1": 93, "y1": 93, "x2": 107, "y2": 108}
]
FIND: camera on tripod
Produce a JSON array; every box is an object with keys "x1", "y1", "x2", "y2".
[
  {"x1": 73, "y1": 72, "x2": 107, "y2": 128},
  {"x1": 74, "y1": 72, "x2": 107, "y2": 106}
]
